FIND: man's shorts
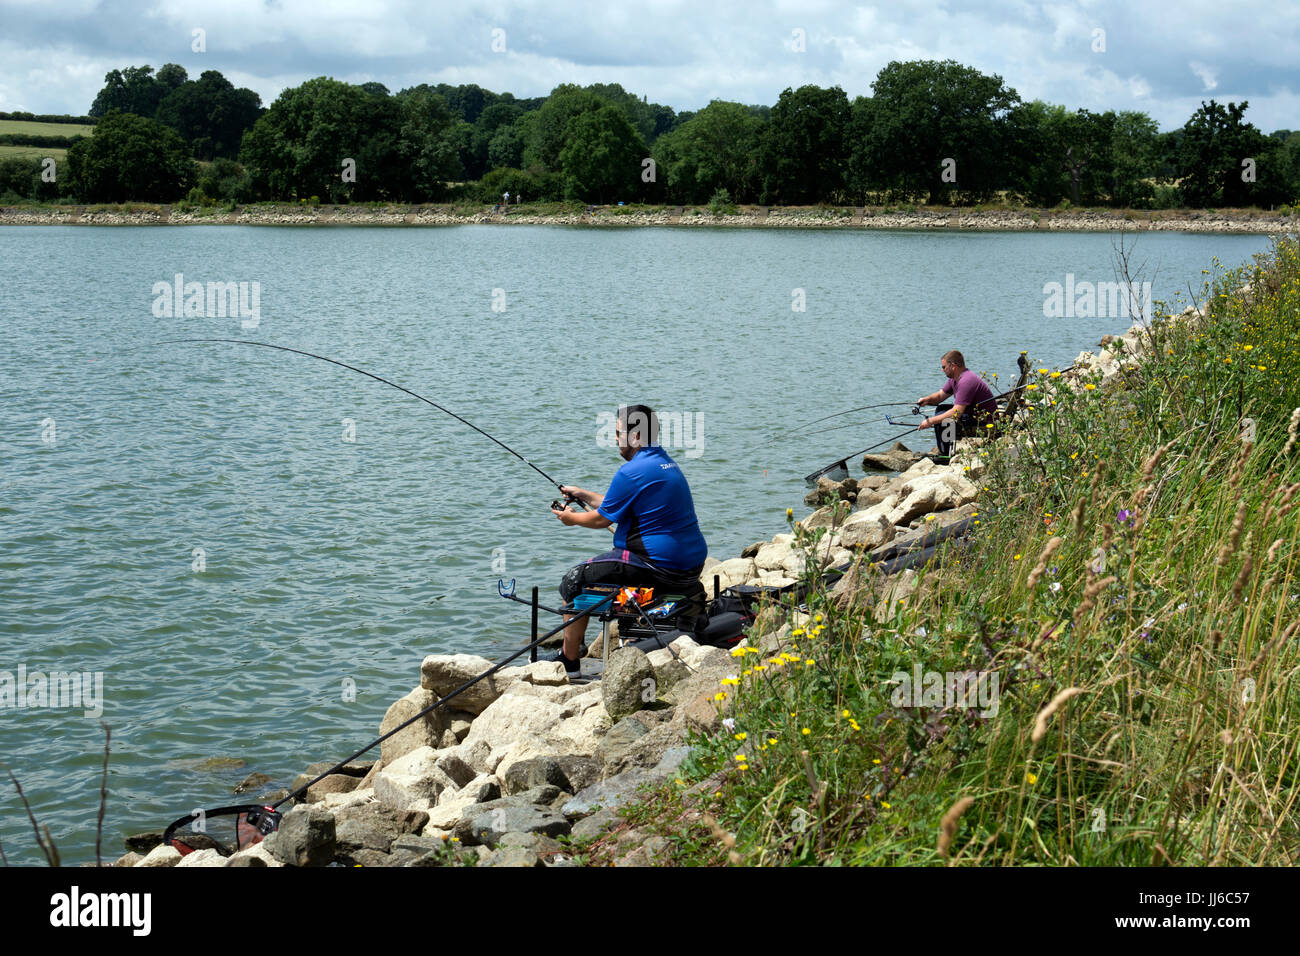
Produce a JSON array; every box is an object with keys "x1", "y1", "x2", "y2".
[{"x1": 560, "y1": 548, "x2": 707, "y2": 633}]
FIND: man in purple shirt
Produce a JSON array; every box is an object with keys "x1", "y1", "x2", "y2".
[{"x1": 916, "y1": 350, "x2": 999, "y2": 458}]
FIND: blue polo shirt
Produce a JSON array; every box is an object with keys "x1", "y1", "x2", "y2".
[{"x1": 597, "y1": 446, "x2": 708, "y2": 571}]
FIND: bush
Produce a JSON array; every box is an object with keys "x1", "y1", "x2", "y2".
[{"x1": 707, "y1": 188, "x2": 737, "y2": 216}]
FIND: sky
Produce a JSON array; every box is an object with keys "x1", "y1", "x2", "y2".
[{"x1": 0, "y1": 0, "x2": 1296, "y2": 132}]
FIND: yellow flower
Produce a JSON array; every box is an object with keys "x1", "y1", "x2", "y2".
[
  {"x1": 1026, "y1": 772, "x2": 1038, "y2": 784},
  {"x1": 786, "y1": 508, "x2": 793, "y2": 519},
  {"x1": 814, "y1": 613, "x2": 823, "y2": 624},
  {"x1": 713, "y1": 692, "x2": 727, "y2": 701},
  {"x1": 720, "y1": 677, "x2": 739, "y2": 686},
  {"x1": 1050, "y1": 371, "x2": 1061, "y2": 378},
  {"x1": 1037, "y1": 368, "x2": 1048, "y2": 374},
  {"x1": 804, "y1": 659, "x2": 816, "y2": 667},
  {"x1": 768, "y1": 737, "x2": 777, "y2": 745},
  {"x1": 1027, "y1": 383, "x2": 1038, "y2": 390},
  {"x1": 734, "y1": 754, "x2": 746, "y2": 762},
  {"x1": 849, "y1": 719, "x2": 861, "y2": 731},
  {"x1": 1084, "y1": 383, "x2": 1097, "y2": 390},
  {"x1": 734, "y1": 732, "x2": 747, "y2": 741},
  {"x1": 755, "y1": 665, "x2": 767, "y2": 671},
  {"x1": 801, "y1": 728, "x2": 811, "y2": 735},
  {"x1": 872, "y1": 758, "x2": 881, "y2": 765},
  {"x1": 841, "y1": 709, "x2": 851, "y2": 718},
  {"x1": 1014, "y1": 554, "x2": 1022, "y2": 560},
  {"x1": 792, "y1": 628, "x2": 805, "y2": 637},
  {"x1": 881, "y1": 801, "x2": 891, "y2": 809}
]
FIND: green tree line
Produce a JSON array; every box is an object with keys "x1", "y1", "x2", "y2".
[{"x1": 1, "y1": 59, "x2": 1297, "y2": 209}]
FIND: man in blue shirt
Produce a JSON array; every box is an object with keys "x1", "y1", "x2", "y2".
[{"x1": 549, "y1": 405, "x2": 709, "y2": 675}]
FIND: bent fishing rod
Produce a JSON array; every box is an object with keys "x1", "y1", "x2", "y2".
[{"x1": 139, "y1": 338, "x2": 584, "y2": 510}]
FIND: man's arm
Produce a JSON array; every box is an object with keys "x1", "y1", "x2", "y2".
[
  {"x1": 552, "y1": 504, "x2": 613, "y2": 529},
  {"x1": 919, "y1": 403, "x2": 966, "y2": 429}
]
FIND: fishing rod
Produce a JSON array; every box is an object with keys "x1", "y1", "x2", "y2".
[
  {"x1": 790, "y1": 361, "x2": 1079, "y2": 436},
  {"x1": 141, "y1": 338, "x2": 585, "y2": 510},
  {"x1": 792, "y1": 401, "x2": 919, "y2": 431}
]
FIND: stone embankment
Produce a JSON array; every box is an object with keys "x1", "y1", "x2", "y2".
[{"x1": 2, "y1": 203, "x2": 1292, "y2": 232}]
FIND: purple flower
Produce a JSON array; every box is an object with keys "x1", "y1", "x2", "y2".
[{"x1": 1117, "y1": 509, "x2": 1133, "y2": 524}]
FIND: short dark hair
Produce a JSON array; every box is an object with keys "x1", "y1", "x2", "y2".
[
  {"x1": 942, "y1": 350, "x2": 966, "y2": 369},
  {"x1": 618, "y1": 404, "x2": 659, "y2": 447}
]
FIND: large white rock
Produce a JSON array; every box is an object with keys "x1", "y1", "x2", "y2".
[
  {"x1": 466, "y1": 693, "x2": 566, "y2": 750},
  {"x1": 379, "y1": 687, "x2": 455, "y2": 764},
  {"x1": 321, "y1": 786, "x2": 376, "y2": 811},
  {"x1": 374, "y1": 746, "x2": 446, "y2": 811},
  {"x1": 420, "y1": 654, "x2": 519, "y2": 714},
  {"x1": 175, "y1": 847, "x2": 227, "y2": 868},
  {"x1": 755, "y1": 539, "x2": 799, "y2": 573},
  {"x1": 135, "y1": 844, "x2": 182, "y2": 868},
  {"x1": 225, "y1": 842, "x2": 283, "y2": 867},
  {"x1": 838, "y1": 512, "x2": 896, "y2": 549},
  {"x1": 708, "y1": 557, "x2": 756, "y2": 592}
]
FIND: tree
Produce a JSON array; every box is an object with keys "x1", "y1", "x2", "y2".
[
  {"x1": 1109, "y1": 111, "x2": 1161, "y2": 207},
  {"x1": 651, "y1": 100, "x2": 763, "y2": 203},
  {"x1": 865, "y1": 60, "x2": 1019, "y2": 203},
  {"x1": 1173, "y1": 100, "x2": 1270, "y2": 207},
  {"x1": 557, "y1": 104, "x2": 647, "y2": 203},
  {"x1": 88, "y1": 65, "x2": 182, "y2": 118},
  {"x1": 520, "y1": 85, "x2": 606, "y2": 170},
  {"x1": 156, "y1": 70, "x2": 263, "y2": 160},
  {"x1": 66, "y1": 110, "x2": 194, "y2": 202},
  {"x1": 758, "y1": 85, "x2": 851, "y2": 204}
]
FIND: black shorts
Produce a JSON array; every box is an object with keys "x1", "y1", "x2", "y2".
[{"x1": 560, "y1": 548, "x2": 707, "y2": 633}]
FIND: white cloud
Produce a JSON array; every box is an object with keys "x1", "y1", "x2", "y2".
[{"x1": 1189, "y1": 60, "x2": 1219, "y2": 91}]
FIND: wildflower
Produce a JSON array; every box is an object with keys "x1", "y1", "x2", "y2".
[
  {"x1": 872, "y1": 758, "x2": 881, "y2": 765},
  {"x1": 801, "y1": 728, "x2": 811, "y2": 735},
  {"x1": 1084, "y1": 383, "x2": 1097, "y2": 391},
  {"x1": 849, "y1": 719, "x2": 860, "y2": 731},
  {"x1": 1026, "y1": 772, "x2": 1038, "y2": 784},
  {"x1": 734, "y1": 754, "x2": 746, "y2": 762},
  {"x1": 841, "y1": 709, "x2": 851, "y2": 718},
  {"x1": 721, "y1": 717, "x2": 735, "y2": 731},
  {"x1": 713, "y1": 692, "x2": 727, "y2": 701},
  {"x1": 1026, "y1": 383, "x2": 1038, "y2": 390},
  {"x1": 792, "y1": 628, "x2": 805, "y2": 637},
  {"x1": 1051, "y1": 371, "x2": 1061, "y2": 378},
  {"x1": 1038, "y1": 368, "x2": 1048, "y2": 374},
  {"x1": 768, "y1": 737, "x2": 777, "y2": 746},
  {"x1": 720, "y1": 676, "x2": 739, "y2": 686},
  {"x1": 1049, "y1": 582, "x2": 1062, "y2": 593},
  {"x1": 730, "y1": 647, "x2": 746, "y2": 657},
  {"x1": 804, "y1": 659, "x2": 816, "y2": 667},
  {"x1": 1014, "y1": 554, "x2": 1022, "y2": 561},
  {"x1": 1117, "y1": 509, "x2": 1133, "y2": 523},
  {"x1": 881, "y1": 802, "x2": 892, "y2": 809},
  {"x1": 786, "y1": 508, "x2": 793, "y2": 519},
  {"x1": 734, "y1": 732, "x2": 747, "y2": 741}
]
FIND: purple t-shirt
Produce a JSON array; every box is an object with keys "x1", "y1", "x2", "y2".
[{"x1": 942, "y1": 369, "x2": 998, "y2": 416}]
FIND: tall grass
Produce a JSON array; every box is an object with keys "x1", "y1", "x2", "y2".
[{"x1": 653, "y1": 236, "x2": 1300, "y2": 865}]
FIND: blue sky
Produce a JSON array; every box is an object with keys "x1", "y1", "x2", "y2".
[{"x1": 1, "y1": 0, "x2": 1296, "y2": 131}]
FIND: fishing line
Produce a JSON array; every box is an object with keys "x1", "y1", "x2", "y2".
[{"x1": 139, "y1": 338, "x2": 579, "y2": 505}]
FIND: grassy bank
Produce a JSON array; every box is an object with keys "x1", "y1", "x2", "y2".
[{"x1": 603, "y1": 237, "x2": 1300, "y2": 866}]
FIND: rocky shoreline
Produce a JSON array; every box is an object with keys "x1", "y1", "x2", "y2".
[
  {"x1": 3, "y1": 203, "x2": 1296, "y2": 233},
  {"x1": 108, "y1": 315, "x2": 1159, "y2": 868}
]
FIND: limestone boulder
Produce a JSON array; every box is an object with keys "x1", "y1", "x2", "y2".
[{"x1": 379, "y1": 687, "x2": 455, "y2": 765}]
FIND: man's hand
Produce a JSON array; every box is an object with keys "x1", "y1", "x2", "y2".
[{"x1": 917, "y1": 416, "x2": 933, "y2": 431}]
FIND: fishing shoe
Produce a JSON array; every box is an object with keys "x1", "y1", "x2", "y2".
[{"x1": 543, "y1": 644, "x2": 585, "y2": 676}]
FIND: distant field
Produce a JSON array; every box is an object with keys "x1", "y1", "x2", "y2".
[
  {"x1": 0, "y1": 120, "x2": 95, "y2": 137},
  {"x1": 0, "y1": 144, "x2": 67, "y2": 160}
]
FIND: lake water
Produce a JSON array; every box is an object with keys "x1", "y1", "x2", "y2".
[{"x1": 0, "y1": 224, "x2": 1274, "y2": 864}]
